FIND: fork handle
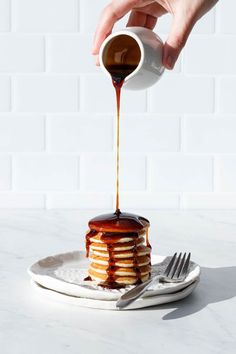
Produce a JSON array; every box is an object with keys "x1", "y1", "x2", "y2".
[{"x1": 116, "y1": 275, "x2": 160, "y2": 309}]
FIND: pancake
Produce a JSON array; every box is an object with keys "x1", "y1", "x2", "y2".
[
  {"x1": 89, "y1": 254, "x2": 150, "y2": 267},
  {"x1": 89, "y1": 263, "x2": 151, "y2": 276},
  {"x1": 89, "y1": 230, "x2": 146, "y2": 244},
  {"x1": 89, "y1": 236, "x2": 144, "y2": 252},
  {"x1": 88, "y1": 268, "x2": 150, "y2": 285},
  {"x1": 91, "y1": 245, "x2": 151, "y2": 259},
  {"x1": 84, "y1": 211, "x2": 152, "y2": 288}
]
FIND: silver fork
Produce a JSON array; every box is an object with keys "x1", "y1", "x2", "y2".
[{"x1": 116, "y1": 252, "x2": 191, "y2": 309}]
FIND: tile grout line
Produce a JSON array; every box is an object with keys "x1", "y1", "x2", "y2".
[
  {"x1": 77, "y1": 155, "x2": 80, "y2": 190},
  {"x1": 179, "y1": 115, "x2": 183, "y2": 153},
  {"x1": 10, "y1": 154, "x2": 15, "y2": 192},
  {"x1": 44, "y1": 35, "x2": 49, "y2": 73},
  {"x1": 10, "y1": 0, "x2": 15, "y2": 32},
  {"x1": 10, "y1": 75, "x2": 15, "y2": 112},
  {"x1": 76, "y1": 0, "x2": 80, "y2": 32},
  {"x1": 212, "y1": 155, "x2": 216, "y2": 193},
  {"x1": 77, "y1": 76, "x2": 80, "y2": 112},
  {"x1": 44, "y1": 115, "x2": 49, "y2": 153}
]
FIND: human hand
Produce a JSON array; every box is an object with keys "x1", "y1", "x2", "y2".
[{"x1": 92, "y1": 0, "x2": 218, "y2": 69}]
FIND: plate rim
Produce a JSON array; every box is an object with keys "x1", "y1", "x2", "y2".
[
  {"x1": 28, "y1": 250, "x2": 201, "y2": 301},
  {"x1": 31, "y1": 277, "x2": 200, "y2": 310}
]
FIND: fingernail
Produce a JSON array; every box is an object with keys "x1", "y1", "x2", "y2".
[{"x1": 166, "y1": 55, "x2": 174, "y2": 69}]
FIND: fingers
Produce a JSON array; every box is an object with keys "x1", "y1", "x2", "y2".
[
  {"x1": 163, "y1": 13, "x2": 195, "y2": 70},
  {"x1": 127, "y1": 2, "x2": 165, "y2": 29},
  {"x1": 162, "y1": 0, "x2": 219, "y2": 69},
  {"x1": 145, "y1": 14, "x2": 158, "y2": 29},
  {"x1": 95, "y1": 55, "x2": 99, "y2": 66},
  {"x1": 127, "y1": 10, "x2": 157, "y2": 29},
  {"x1": 92, "y1": 0, "x2": 138, "y2": 55},
  {"x1": 127, "y1": 10, "x2": 148, "y2": 27}
]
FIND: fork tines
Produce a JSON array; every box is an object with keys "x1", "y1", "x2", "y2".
[{"x1": 164, "y1": 252, "x2": 191, "y2": 280}]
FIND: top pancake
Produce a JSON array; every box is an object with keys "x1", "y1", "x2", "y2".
[{"x1": 88, "y1": 211, "x2": 150, "y2": 233}]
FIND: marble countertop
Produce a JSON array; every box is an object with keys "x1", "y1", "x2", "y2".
[{"x1": 0, "y1": 209, "x2": 236, "y2": 354}]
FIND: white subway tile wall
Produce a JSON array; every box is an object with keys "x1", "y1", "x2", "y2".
[
  {"x1": 0, "y1": 115, "x2": 45, "y2": 151},
  {"x1": 81, "y1": 74, "x2": 147, "y2": 113},
  {"x1": 15, "y1": 0, "x2": 78, "y2": 32},
  {"x1": 13, "y1": 154, "x2": 79, "y2": 191},
  {"x1": 0, "y1": 77, "x2": 11, "y2": 111},
  {"x1": 15, "y1": 76, "x2": 79, "y2": 112},
  {"x1": 150, "y1": 75, "x2": 214, "y2": 114},
  {"x1": 150, "y1": 155, "x2": 213, "y2": 193},
  {"x1": 0, "y1": 0, "x2": 236, "y2": 209},
  {"x1": 80, "y1": 154, "x2": 146, "y2": 192},
  {"x1": 47, "y1": 34, "x2": 96, "y2": 73},
  {"x1": 0, "y1": 0, "x2": 10, "y2": 32},
  {"x1": 0, "y1": 35, "x2": 45, "y2": 72},
  {"x1": 0, "y1": 156, "x2": 11, "y2": 190}
]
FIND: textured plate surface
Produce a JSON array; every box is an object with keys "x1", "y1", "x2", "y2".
[{"x1": 28, "y1": 251, "x2": 200, "y2": 301}]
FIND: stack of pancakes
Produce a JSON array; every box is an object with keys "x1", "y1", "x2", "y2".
[{"x1": 85, "y1": 212, "x2": 152, "y2": 288}]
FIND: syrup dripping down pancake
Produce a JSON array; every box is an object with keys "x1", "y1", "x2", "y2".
[
  {"x1": 84, "y1": 211, "x2": 152, "y2": 288},
  {"x1": 91, "y1": 245, "x2": 151, "y2": 259}
]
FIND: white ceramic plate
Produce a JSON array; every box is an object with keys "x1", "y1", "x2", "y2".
[
  {"x1": 31, "y1": 278, "x2": 200, "y2": 310},
  {"x1": 28, "y1": 251, "x2": 200, "y2": 301}
]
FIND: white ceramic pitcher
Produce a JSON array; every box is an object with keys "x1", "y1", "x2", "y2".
[{"x1": 99, "y1": 26, "x2": 165, "y2": 90}]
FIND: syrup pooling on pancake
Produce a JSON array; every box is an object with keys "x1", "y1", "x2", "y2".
[
  {"x1": 88, "y1": 211, "x2": 149, "y2": 232},
  {"x1": 84, "y1": 211, "x2": 152, "y2": 289}
]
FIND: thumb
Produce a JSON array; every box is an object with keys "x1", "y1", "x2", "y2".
[{"x1": 163, "y1": 15, "x2": 194, "y2": 70}]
